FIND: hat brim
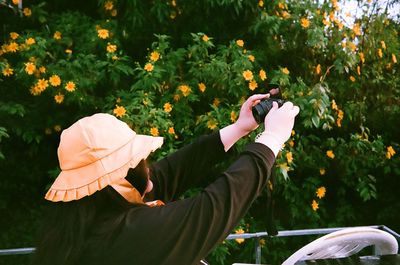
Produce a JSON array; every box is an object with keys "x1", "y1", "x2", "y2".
[{"x1": 45, "y1": 134, "x2": 163, "y2": 202}]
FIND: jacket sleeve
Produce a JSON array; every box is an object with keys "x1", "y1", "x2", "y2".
[
  {"x1": 138, "y1": 143, "x2": 276, "y2": 265},
  {"x1": 148, "y1": 132, "x2": 231, "y2": 202}
]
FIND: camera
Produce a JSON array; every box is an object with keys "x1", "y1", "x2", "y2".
[{"x1": 252, "y1": 84, "x2": 285, "y2": 124}]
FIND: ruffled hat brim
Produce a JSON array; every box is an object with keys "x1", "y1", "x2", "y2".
[{"x1": 45, "y1": 134, "x2": 163, "y2": 202}]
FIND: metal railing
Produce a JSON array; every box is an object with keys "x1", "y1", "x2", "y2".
[{"x1": 1, "y1": 225, "x2": 399, "y2": 263}]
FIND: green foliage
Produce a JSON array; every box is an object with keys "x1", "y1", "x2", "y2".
[{"x1": 0, "y1": 0, "x2": 399, "y2": 264}]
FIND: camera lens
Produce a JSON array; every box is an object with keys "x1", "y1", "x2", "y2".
[{"x1": 252, "y1": 99, "x2": 285, "y2": 124}]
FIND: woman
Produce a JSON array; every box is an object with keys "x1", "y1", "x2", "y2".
[{"x1": 33, "y1": 94, "x2": 299, "y2": 265}]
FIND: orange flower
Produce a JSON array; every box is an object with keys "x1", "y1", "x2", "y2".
[
  {"x1": 54, "y1": 94, "x2": 65, "y2": 104},
  {"x1": 259, "y1": 69, "x2": 267, "y2": 81},
  {"x1": 300, "y1": 18, "x2": 310, "y2": 28},
  {"x1": 207, "y1": 120, "x2": 218, "y2": 130},
  {"x1": 377, "y1": 49, "x2": 383, "y2": 58},
  {"x1": 315, "y1": 64, "x2": 321, "y2": 75},
  {"x1": 236, "y1": 39, "x2": 244, "y2": 47},
  {"x1": 7, "y1": 42, "x2": 19, "y2": 52},
  {"x1": 163, "y1": 102, "x2": 173, "y2": 113},
  {"x1": 248, "y1": 55, "x2": 255, "y2": 62},
  {"x1": 349, "y1": 76, "x2": 356, "y2": 82},
  {"x1": 359, "y1": 52, "x2": 365, "y2": 64},
  {"x1": 97, "y1": 29, "x2": 109, "y2": 39},
  {"x1": 281, "y1": 67, "x2": 290, "y2": 75},
  {"x1": 248, "y1": 80, "x2": 258, "y2": 91},
  {"x1": 242, "y1": 70, "x2": 253, "y2": 81},
  {"x1": 144, "y1": 63, "x2": 154, "y2": 72},
  {"x1": 202, "y1": 34, "x2": 209, "y2": 42},
  {"x1": 10, "y1": 32, "x2": 19, "y2": 40},
  {"x1": 150, "y1": 127, "x2": 159, "y2": 136},
  {"x1": 168, "y1": 127, "x2": 175, "y2": 135},
  {"x1": 311, "y1": 200, "x2": 319, "y2": 211},
  {"x1": 198, "y1": 82, "x2": 206, "y2": 93},
  {"x1": 113, "y1": 105, "x2": 126, "y2": 118},
  {"x1": 316, "y1": 187, "x2": 326, "y2": 199},
  {"x1": 392, "y1": 54, "x2": 397, "y2": 64},
  {"x1": 179, "y1": 85, "x2": 191, "y2": 97},
  {"x1": 386, "y1": 146, "x2": 396, "y2": 159},
  {"x1": 49, "y1": 75, "x2": 61, "y2": 87},
  {"x1": 150, "y1": 51, "x2": 160, "y2": 62},
  {"x1": 65, "y1": 81, "x2": 76, "y2": 92},
  {"x1": 286, "y1": 152, "x2": 293, "y2": 163},
  {"x1": 230, "y1": 111, "x2": 237, "y2": 122},
  {"x1": 25, "y1": 38, "x2": 36, "y2": 45},
  {"x1": 326, "y1": 150, "x2": 335, "y2": 159},
  {"x1": 106, "y1": 43, "x2": 117, "y2": 53},
  {"x1": 23, "y1": 8, "x2": 32, "y2": 17},
  {"x1": 53, "y1": 31, "x2": 62, "y2": 40},
  {"x1": 234, "y1": 228, "x2": 245, "y2": 244},
  {"x1": 2, "y1": 66, "x2": 13, "y2": 77},
  {"x1": 25, "y1": 62, "x2": 36, "y2": 75},
  {"x1": 104, "y1": 1, "x2": 114, "y2": 10},
  {"x1": 36, "y1": 79, "x2": 49, "y2": 92},
  {"x1": 352, "y1": 23, "x2": 361, "y2": 36},
  {"x1": 213, "y1": 98, "x2": 220, "y2": 107}
]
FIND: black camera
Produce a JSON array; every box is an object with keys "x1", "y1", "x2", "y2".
[{"x1": 252, "y1": 84, "x2": 285, "y2": 124}]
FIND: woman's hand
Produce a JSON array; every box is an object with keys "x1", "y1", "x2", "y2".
[
  {"x1": 234, "y1": 93, "x2": 270, "y2": 135},
  {"x1": 220, "y1": 94, "x2": 269, "y2": 152}
]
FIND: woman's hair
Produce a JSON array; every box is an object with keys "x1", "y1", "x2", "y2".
[{"x1": 32, "y1": 162, "x2": 149, "y2": 265}]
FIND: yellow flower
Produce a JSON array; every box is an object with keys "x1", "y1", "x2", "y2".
[
  {"x1": 179, "y1": 85, "x2": 191, "y2": 97},
  {"x1": 235, "y1": 228, "x2": 245, "y2": 244},
  {"x1": 349, "y1": 76, "x2": 356, "y2": 82},
  {"x1": 7, "y1": 42, "x2": 19, "y2": 52},
  {"x1": 386, "y1": 146, "x2": 396, "y2": 159},
  {"x1": 357, "y1": 65, "x2": 361, "y2": 76},
  {"x1": 202, "y1": 34, "x2": 209, "y2": 42},
  {"x1": 144, "y1": 63, "x2": 154, "y2": 72},
  {"x1": 248, "y1": 80, "x2": 258, "y2": 91},
  {"x1": 242, "y1": 70, "x2": 253, "y2": 81},
  {"x1": 289, "y1": 140, "x2": 294, "y2": 147},
  {"x1": 380, "y1": 40, "x2": 386, "y2": 50},
  {"x1": 359, "y1": 52, "x2": 365, "y2": 64},
  {"x1": 316, "y1": 186, "x2": 326, "y2": 199},
  {"x1": 113, "y1": 105, "x2": 126, "y2": 118},
  {"x1": 97, "y1": 29, "x2": 109, "y2": 39},
  {"x1": 54, "y1": 93, "x2": 64, "y2": 104},
  {"x1": 259, "y1": 69, "x2": 267, "y2": 81},
  {"x1": 150, "y1": 127, "x2": 159, "y2": 136},
  {"x1": 300, "y1": 18, "x2": 310, "y2": 28},
  {"x1": 10, "y1": 32, "x2": 19, "y2": 40},
  {"x1": 348, "y1": 42, "x2": 357, "y2": 52},
  {"x1": 106, "y1": 43, "x2": 117, "y2": 53},
  {"x1": 111, "y1": 9, "x2": 118, "y2": 17},
  {"x1": 54, "y1": 125, "x2": 62, "y2": 132},
  {"x1": 326, "y1": 150, "x2": 335, "y2": 159},
  {"x1": 25, "y1": 38, "x2": 36, "y2": 45},
  {"x1": 53, "y1": 31, "x2": 62, "y2": 40},
  {"x1": 49, "y1": 75, "x2": 61, "y2": 87},
  {"x1": 207, "y1": 120, "x2": 218, "y2": 130},
  {"x1": 163, "y1": 102, "x2": 173, "y2": 113},
  {"x1": 315, "y1": 64, "x2": 321, "y2": 75},
  {"x1": 311, "y1": 200, "x2": 319, "y2": 211},
  {"x1": 230, "y1": 111, "x2": 237, "y2": 122},
  {"x1": 213, "y1": 98, "x2": 220, "y2": 107},
  {"x1": 320, "y1": 168, "x2": 326, "y2": 175},
  {"x1": 23, "y1": 7, "x2": 32, "y2": 17},
  {"x1": 278, "y1": 2, "x2": 285, "y2": 9},
  {"x1": 168, "y1": 127, "x2": 175, "y2": 135},
  {"x1": 281, "y1": 67, "x2": 290, "y2": 75},
  {"x1": 392, "y1": 54, "x2": 397, "y2": 64},
  {"x1": 65, "y1": 81, "x2": 76, "y2": 92},
  {"x1": 150, "y1": 51, "x2": 160, "y2": 62},
  {"x1": 39, "y1": 66, "x2": 46, "y2": 73},
  {"x1": 352, "y1": 23, "x2": 361, "y2": 36},
  {"x1": 104, "y1": 1, "x2": 114, "y2": 10},
  {"x1": 258, "y1": 0, "x2": 264, "y2": 7},
  {"x1": 236, "y1": 39, "x2": 244, "y2": 47},
  {"x1": 173, "y1": 94, "x2": 180, "y2": 102},
  {"x1": 377, "y1": 48, "x2": 383, "y2": 58},
  {"x1": 286, "y1": 152, "x2": 293, "y2": 163},
  {"x1": 36, "y1": 79, "x2": 49, "y2": 92},
  {"x1": 2, "y1": 66, "x2": 14, "y2": 77},
  {"x1": 12, "y1": 0, "x2": 19, "y2": 5},
  {"x1": 25, "y1": 62, "x2": 36, "y2": 75},
  {"x1": 248, "y1": 55, "x2": 255, "y2": 62},
  {"x1": 65, "y1": 49, "x2": 72, "y2": 54},
  {"x1": 198, "y1": 82, "x2": 206, "y2": 93}
]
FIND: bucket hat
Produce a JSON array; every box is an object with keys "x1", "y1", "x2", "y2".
[{"x1": 45, "y1": 113, "x2": 163, "y2": 202}]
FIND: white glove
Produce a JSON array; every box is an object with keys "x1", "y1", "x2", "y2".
[{"x1": 255, "y1": 101, "x2": 300, "y2": 157}]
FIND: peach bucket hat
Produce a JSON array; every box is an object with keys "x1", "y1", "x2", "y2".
[{"x1": 45, "y1": 113, "x2": 163, "y2": 202}]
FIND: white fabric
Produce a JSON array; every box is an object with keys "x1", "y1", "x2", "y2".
[
  {"x1": 282, "y1": 227, "x2": 399, "y2": 265},
  {"x1": 255, "y1": 101, "x2": 299, "y2": 157}
]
